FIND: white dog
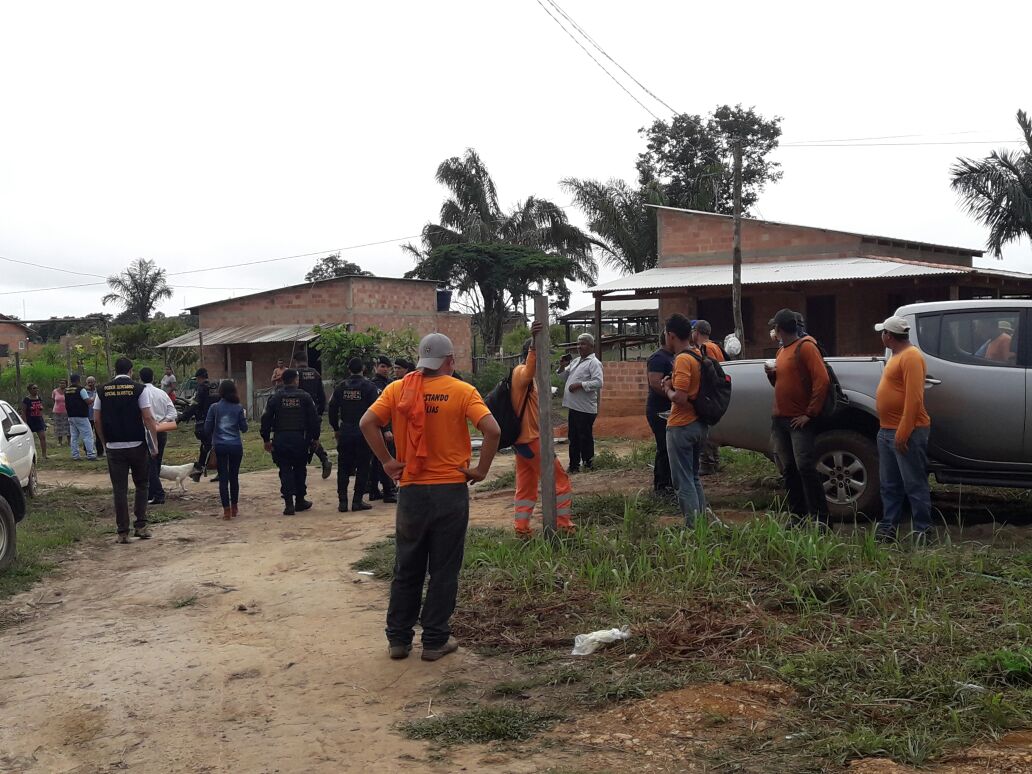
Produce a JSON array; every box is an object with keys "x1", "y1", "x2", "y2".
[{"x1": 159, "y1": 463, "x2": 196, "y2": 493}]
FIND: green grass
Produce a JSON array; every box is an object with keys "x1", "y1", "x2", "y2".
[
  {"x1": 170, "y1": 594, "x2": 198, "y2": 608},
  {"x1": 398, "y1": 706, "x2": 562, "y2": 745},
  {"x1": 1, "y1": 487, "x2": 192, "y2": 600},
  {"x1": 359, "y1": 492, "x2": 1032, "y2": 769},
  {"x1": 477, "y1": 469, "x2": 516, "y2": 492}
]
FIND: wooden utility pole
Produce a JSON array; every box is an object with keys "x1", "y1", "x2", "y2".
[
  {"x1": 731, "y1": 138, "x2": 745, "y2": 343},
  {"x1": 14, "y1": 352, "x2": 22, "y2": 398},
  {"x1": 534, "y1": 293, "x2": 557, "y2": 536},
  {"x1": 197, "y1": 328, "x2": 205, "y2": 369}
]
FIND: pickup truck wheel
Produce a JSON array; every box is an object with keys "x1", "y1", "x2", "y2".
[
  {"x1": 0, "y1": 497, "x2": 16, "y2": 572},
  {"x1": 815, "y1": 430, "x2": 881, "y2": 520}
]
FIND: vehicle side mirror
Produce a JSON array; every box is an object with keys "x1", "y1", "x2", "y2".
[{"x1": 7, "y1": 423, "x2": 29, "y2": 437}]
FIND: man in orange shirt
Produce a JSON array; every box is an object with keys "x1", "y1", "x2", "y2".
[
  {"x1": 765, "y1": 308, "x2": 831, "y2": 526},
  {"x1": 360, "y1": 333, "x2": 501, "y2": 662},
  {"x1": 692, "y1": 320, "x2": 725, "y2": 475},
  {"x1": 874, "y1": 315, "x2": 933, "y2": 541},
  {"x1": 511, "y1": 321, "x2": 574, "y2": 537},
  {"x1": 661, "y1": 314, "x2": 707, "y2": 525},
  {"x1": 985, "y1": 320, "x2": 1014, "y2": 363}
]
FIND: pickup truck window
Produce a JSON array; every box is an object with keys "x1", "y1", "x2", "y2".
[
  {"x1": 939, "y1": 311, "x2": 1021, "y2": 367},
  {"x1": 916, "y1": 314, "x2": 941, "y2": 357}
]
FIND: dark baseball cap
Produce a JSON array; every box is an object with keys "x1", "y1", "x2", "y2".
[
  {"x1": 348, "y1": 357, "x2": 364, "y2": 374},
  {"x1": 195, "y1": 367, "x2": 208, "y2": 378},
  {"x1": 768, "y1": 309, "x2": 799, "y2": 329}
]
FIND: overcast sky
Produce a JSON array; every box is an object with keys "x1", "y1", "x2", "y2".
[{"x1": 2, "y1": 0, "x2": 1029, "y2": 322}]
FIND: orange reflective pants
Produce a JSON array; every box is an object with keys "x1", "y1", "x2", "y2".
[{"x1": 513, "y1": 438, "x2": 573, "y2": 534}]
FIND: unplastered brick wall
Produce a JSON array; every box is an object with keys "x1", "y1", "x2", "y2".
[{"x1": 599, "y1": 361, "x2": 649, "y2": 418}]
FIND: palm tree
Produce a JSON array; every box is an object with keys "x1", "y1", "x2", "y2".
[
  {"x1": 950, "y1": 110, "x2": 1032, "y2": 258},
  {"x1": 405, "y1": 149, "x2": 598, "y2": 350},
  {"x1": 561, "y1": 177, "x2": 667, "y2": 274},
  {"x1": 102, "y1": 258, "x2": 174, "y2": 322}
]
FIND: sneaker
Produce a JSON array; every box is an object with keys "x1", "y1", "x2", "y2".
[
  {"x1": 134, "y1": 527, "x2": 152, "y2": 540},
  {"x1": 116, "y1": 533, "x2": 130, "y2": 544},
  {"x1": 389, "y1": 643, "x2": 412, "y2": 660},
  {"x1": 295, "y1": 499, "x2": 313, "y2": 512},
  {"x1": 338, "y1": 501, "x2": 349, "y2": 513},
  {"x1": 382, "y1": 494, "x2": 397, "y2": 504},
  {"x1": 351, "y1": 499, "x2": 372, "y2": 512},
  {"x1": 421, "y1": 638, "x2": 459, "y2": 662},
  {"x1": 322, "y1": 459, "x2": 332, "y2": 479},
  {"x1": 283, "y1": 501, "x2": 295, "y2": 516},
  {"x1": 567, "y1": 466, "x2": 580, "y2": 475},
  {"x1": 148, "y1": 496, "x2": 166, "y2": 506},
  {"x1": 210, "y1": 476, "x2": 220, "y2": 483}
]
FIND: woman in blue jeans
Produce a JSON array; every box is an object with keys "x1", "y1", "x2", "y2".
[{"x1": 204, "y1": 380, "x2": 248, "y2": 520}]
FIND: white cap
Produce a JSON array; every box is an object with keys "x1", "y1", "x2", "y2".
[
  {"x1": 416, "y1": 333, "x2": 454, "y2": 370},
  {"x1": 875, "y1": 315, "x2": 910, "y2": 335}
]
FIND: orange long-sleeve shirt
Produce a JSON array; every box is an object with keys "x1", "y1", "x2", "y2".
[
  {"x1": 876, "y1": 345, "x2": 930, "y2": 442},
  {"x1": 511, "y1": 349, "x2": 539, "y2": 445},
  {"x1": 772, "y1": 337, "x2": 830, "y2": 418}
]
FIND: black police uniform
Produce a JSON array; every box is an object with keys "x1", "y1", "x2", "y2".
[
  {"x1": 328, "y1": 374, "x2": 379, "y2": 511},
  {"x1": 181, "y1": 379, "x2": 217, "y2": 473},
  {"x1": 367, "y1": 372, "x2": 397, "y2": 502},
  {"x1": 261, "y1": 385, "x2": 320, "y2": 512},
  {"x1": 296, "y1": 364, "x2": 332, "y2": 476}
]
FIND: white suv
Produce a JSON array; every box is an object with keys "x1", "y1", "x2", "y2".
[{"x1": 0, "y1": 400, "x2": 38, "y2": 497}]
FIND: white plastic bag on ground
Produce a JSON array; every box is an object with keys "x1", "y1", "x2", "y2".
[{"x1": 571, "y1": 626, "x2": 631, "y2": 656}]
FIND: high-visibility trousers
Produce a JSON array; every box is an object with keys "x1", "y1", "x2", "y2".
[{"x1": 513, "y1": 438, "x2": 573, "y2": 534}]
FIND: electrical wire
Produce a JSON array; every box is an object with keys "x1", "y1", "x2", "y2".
[
  {"x1": 781, "y1": 139, "x2": 1023, "y2": 148},
  {"x1": 0, "y1": 254, "x2": 107, "y2": 278},
  {"x1": 542, "y1": 0, "x2": 679, "y2": 115},
  {"x1": 532, "y1": 0, "x2": 660, "y2": 120}
]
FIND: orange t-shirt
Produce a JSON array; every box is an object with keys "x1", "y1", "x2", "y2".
[
  {"x1": 369, "y1": 374, "x2": 491, "y2": 486},
  {"x1": 699, "y1": 340, "x2": 725, "y2": 362},
  {"x1": 511, "y1": 350, "x2": 539, "y2": 445},
  {"x1": 667, "y1": 350, "x2": 701, "y2": 427},
  {"x1": 773, "y1": 337, "x2": 830, "y2": 418},
  {"x1": 985, "y1": 332, "x2": 1012, "y2": 363},
  {"x1": 876, "y1": 346, "x2": 931, "y2": 441}
]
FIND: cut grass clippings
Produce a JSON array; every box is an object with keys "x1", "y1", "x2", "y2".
[{"x1": 358, "y1": 491, "x2": 1032, "y2": 770}]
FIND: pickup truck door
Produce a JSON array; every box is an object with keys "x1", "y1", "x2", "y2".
[
  {"x1": 0, "y1": 401, "x2": 32, "y2": 484},
  {"x1": 915, "y1": 309, "x2": 1027, "y2": 467}
]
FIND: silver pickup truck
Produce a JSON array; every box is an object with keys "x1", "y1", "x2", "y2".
[{"x1": 710, "y1": 300, "x2": 1031, "y2": 518}]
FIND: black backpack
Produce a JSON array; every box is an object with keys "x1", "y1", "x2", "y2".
[
  {"x1": 683, "y1": 349, "x2": 732, "y2": 426},
  {"x1": 484, "y1": 368, "x2": 534, "y2": 449},
  {"x1": 792, "y1": 336, "x2": 848, "y2": 420}
]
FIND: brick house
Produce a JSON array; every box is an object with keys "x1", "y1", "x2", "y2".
[
  {"x1": 589, "y1": 206, "x2": 1032, "y2": 416},
  {"x1": 0, "y1": 316, "x2": 33, "y2": 358},
  {"x1": 157, "y1": 275, "x2": 471, "y2": 396}
]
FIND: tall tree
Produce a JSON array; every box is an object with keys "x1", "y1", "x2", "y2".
[
  {"x1": 950, "y1": 109, "x2": 1032, "y2": 258},
  {"x1": 561, "y1": 178, "x2": 667, "y2": 274},
  {"x1": 304, "y1": 252, "x2": 373, "y2": 281},
  {"x1": 404, "y1": 149, "x2": 598, "y2": 350},
  {"x1": 102, "y1": 258, "x2": 173, "y2": 322},
  {"x1": 637, "y1": 104, "x2": 783, "y2": 215}
]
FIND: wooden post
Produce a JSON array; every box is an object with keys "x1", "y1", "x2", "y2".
[
  {"x1": 534, "y1": 293, "x2": 557, "y2": 536},
  {"x1": 103, "y1": 318, "x2": 112, "y2": 377},
  {"x1": 245, "y1": 360, "x2": 254, "y2": 419},
  {"x1": 593, "y1": 294, "x2": 603, "y2": 358},
  {"x1": 197, "y1": 328, "x2": 205, "y2": 368},
  {"x1": 731, "y1": 139, "x2": 745, "y2": 343},
  {"x1": 14, "y1": 352, "x2": 22, "y2": 398}
]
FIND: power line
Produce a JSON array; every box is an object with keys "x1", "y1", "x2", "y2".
[
  {"x1": 0, "y1": 281, "x2": 268, "y2": 296},
  {"x1": 781, "y1": 130, "x2": 980, "y2": 145},
  {"x1": 542, "y1": 0, "x2": 679, "y2": 114},
  {"x1": 780, "y1": 139, "x2": 1024, "y2": 148},
  {"x1": 532, "y1": 0, "x2": 660, "y2": 120},
  {"x1": 0, "y1": 254, "x2": 107, "y2": 279}
]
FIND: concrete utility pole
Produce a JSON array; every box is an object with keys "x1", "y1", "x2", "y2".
[
  {"x1": 534, "y1": 293, "x2": 557, "y2": 536},
  {"x1": 731, "y1": 138, "x2": 745, "y2": 343}
]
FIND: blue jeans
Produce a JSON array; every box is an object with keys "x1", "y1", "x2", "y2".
[
  {"x1": 877, "y1": 426, "x2": 932, "y2": 535},
  {"x1": 214, "y1": 444, "x2": 244, "y2": 507},
  {"x1": 666, "y1": 421, "x2": 707, "y2": 526},
  {"x1": 68, "y1": 417, "x2": 96, "y2": 460}
]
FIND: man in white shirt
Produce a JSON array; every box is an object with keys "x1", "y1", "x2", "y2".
[
  {"x1": 160, "y1": 366, "x2": 178, "y2": 396},
  {"x1": 140, "y1": 367, "x2": 178, "y2": 506},
  {"x1": 558, "y1": 333, "x2": 604, "y2": 473},
  {"x1": 93, "y1": 358, "x2": 160, "y2": 543}
]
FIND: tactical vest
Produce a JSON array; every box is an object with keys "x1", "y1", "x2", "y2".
[
  {"x1": 273, "y1": 388, "x2": 307, "y2": 433},
  {"x1": 98, "y1": 379, "x2": 146, "y2": 443},
  {"x1": 336, "y1": 377, "x2": 375, "y2": 429},
  {"x1": 65, "y1": 386, "x2": 90, "y2": 418},
  {"x1": 298, "y1": 367, "x2": 321, "y2": 397}
]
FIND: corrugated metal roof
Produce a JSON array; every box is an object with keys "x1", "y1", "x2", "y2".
[
  {"x1": 560, "y1": 299, "x2": 658, "y2": 321},
  {"x1": 587, "y1": 256, "x2": 1032, "y2": 294},
  {"x1": 157, "y1": 324, "x2": 342, "y2": 348}
]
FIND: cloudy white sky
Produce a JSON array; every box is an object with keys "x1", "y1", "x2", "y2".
[{"x1": 1, "y1": 0, "x2": 1029, "y2": 322}]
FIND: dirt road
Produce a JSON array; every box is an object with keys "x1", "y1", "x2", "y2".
[{"x1": 0, "y1": 462, "x2": 586, "y2": 774}]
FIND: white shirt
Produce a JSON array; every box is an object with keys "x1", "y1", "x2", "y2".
[
  {"x1": 93, "y1": 375, "x2": 153, "y2": 449},
  {"x1": 144, "y1": 383, "x2": 178, "y2": 424},
  {"x1": 559, "y1": 354, "x2": 604, "y2": 414},
  {"x1": 160, "y1": 373, "x2": 177, "y2": 392}
]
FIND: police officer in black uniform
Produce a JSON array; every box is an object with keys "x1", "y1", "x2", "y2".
[
  {"x1": 261, "y1": 368, "x2": 320, "y2": 515},
  {"x1": 328, "y1": 357, "x2": 378, "y2": 513},
  {"x1": 293, "y1": 353, "x2": 332, "y2": 480},
  {"x1": 183, "y1": 368, "x2": 217, "y2": 482},
  {"x1": 367, "y1": 355, "x2": 397, "y2": 503}
]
